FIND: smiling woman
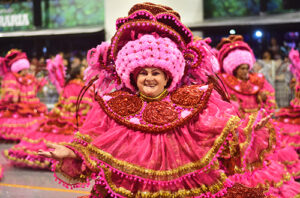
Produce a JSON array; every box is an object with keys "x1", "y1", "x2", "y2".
[
  {"x1": 38, "y1": 3, "x2": 300, "y2": 198},
  {"x1": 136, "y1": 67, "x2": 169, "y2": 98}
]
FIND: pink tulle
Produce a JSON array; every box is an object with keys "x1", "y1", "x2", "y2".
[{"x1": 46, "y1": 54, "x2": 66, "y2": 93}]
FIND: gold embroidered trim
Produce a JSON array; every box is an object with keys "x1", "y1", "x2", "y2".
[
  {"x1": 282, "y1": 131, "x2": 300, "y2": 137},
  {"x1": 68, "y1": 116, "x2": 241, "y2": 179},
  {"x1": 3, "y1": 149, "x2": 50, "y2": 168},
  {"x1": 2, "y1": 88, "x2": 19, "y2": 93},
  {"x1": 0, "y1": 119, "x2": 39, "y2": 128},
  {"x1": 256, "y1": 172, "x2": 291, "y2": 189},
  {"x1": 60, "y1": 96, "x2": 93, "y2": 104},
  {"x1": 289, "y1": 143, "x2": 300, "y2": 147},
  {"x1": 20, "y1": 90, "x2": 37, "y2": 96},
  {"x1": 262, "y1": 91, "x2": 275, "y2": 96},
  {"x1": 96, "y1": 84, "x2": 214, "y2": 133},
  {"x1": 3, "y1": 80, "x2": 17, "y2": 84},
  {"x1": 139, "y1": 89, "x2": 168, "y2": 102},
  {"x1": 101, "y1": 167, "x2": 228, "y2": 198},
  {"x1": 242, "y1": 108, "x2": 260, "y2": 113},
  {"x1": 246, "y1": 122, "x2": 276, "y2": 171},
  {"x1": 240, "y1": 113, "x2": 257, "y2": 154}
]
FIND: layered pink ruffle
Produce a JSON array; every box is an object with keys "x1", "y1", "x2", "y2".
[
  {"x1": 0, "y1": 72, "x2": 47, "y2": 141},
  {"x1": 5, "y1": 79, "x2": 93, "y2": 169},
  {"x1": 49, "y1": 90, "x2": 300, "y2": 197},
  {"x1": 51, "y1": 91, "x2": 240, "y2": 197},
  {"x1": 270, "y1": 146, "x2": 300, "y2": 179},
  {"x1": 276, "y1": 122, "x2": 300, "y2": 151},
  {"x1": 0, "y1": 116, "x2": 45, "y2": 141},
  {"x1": 230, "y1": 160, "x2": 300, "y2": 198}
]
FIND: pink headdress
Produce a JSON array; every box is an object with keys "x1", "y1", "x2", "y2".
[
  {"x1": 46, "y1": 54, "x2": 66, "y2": 93},
  {"x1": 0, "y1": 57, "x2": 8, "y2": 77},
  {"x1": 184, "y1": 37, "x2": 220, "y2": 85},
  {"x1": 115, "y1": 34, "x2": 185, "y2": 91},
  {"x1": 84, "y1": 3, "x2": 219, "y2": 94},
  {"x1": 1, "y1": 49, "x2": 30, "y2": 75},
  {"x1": 217, "y1": 35, "x2": 255, "y2": 75},
  {"x1": 288, "y1": 48, "x2": 300, "y2": 81}
]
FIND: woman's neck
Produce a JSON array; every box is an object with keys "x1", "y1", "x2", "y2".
[{"x1": 139, "y1": 89, "x2": 168, "y2": 102}]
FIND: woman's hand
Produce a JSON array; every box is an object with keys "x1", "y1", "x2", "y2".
[
  {"x1": 254, "y1": 113, "x2": 273, "y2": 131},
  {"x1": 258, "y1": 91, "x2": 268, "y2": 102},
  {"x1": 12, "y1": 96, "x2": 18, "y2": 103},
  {"x1": 38, "y1": 143, "x2": 77, "y2": 160}
]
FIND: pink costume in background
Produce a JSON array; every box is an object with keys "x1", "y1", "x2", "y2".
[
  {"x1": 275, "y1": 49, "x2": 300, "y2": 155},
  {"x1": 5, "y1": 55, "x2": 93, "y2": 169},
  {"x1": 48, "y1": 3, "x2": 298, "y2": 197},
  {"x1": 0, "y1": 50, "x2": 47, "y2": 141},
  {"x1": 217, "y1": 35, "x2": 300, "y2": 197}
]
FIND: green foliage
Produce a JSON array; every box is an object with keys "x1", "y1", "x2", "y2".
[
  {"x1": 42, "y1": 0, "x2": 104, "y2": 29},
  {"x1": 204, "y1": 0, "x2": 287, "y2": 19}
]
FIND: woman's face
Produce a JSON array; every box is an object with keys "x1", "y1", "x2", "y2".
[
  {"x1": 136, "y1": 67, "x2": 168, "y2": 97},
  {"x1": 18, "y1": 69, "x2": 29, "y2": 76},
  {"x1": 235, "y1": 64, "x2": 249, "y2": 81},
  {"x1": 263, "y1": 51, "x2": 271, "y2": 60}
]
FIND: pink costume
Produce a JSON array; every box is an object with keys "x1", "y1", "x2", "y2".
[
  {"x1": 47, "y1": 3, "x2": 299, "y2": 197},
  {"x1": 275, "y1": 49, "x2": 300, "y2": 156},
  {"x1": 0, "y1": 162, "x2": 2, "y2": 180},
  {"x1": 0, "y1": 50, "x2": 47, "y2": 141},
  {"x1": 5, "y1": 55, "x2": 93, "y2": 169},
  {"x1": 217, "y1": 35, "x2": 300, "y2": 197}
]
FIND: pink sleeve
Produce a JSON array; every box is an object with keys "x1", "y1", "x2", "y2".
[
  {"x1": 78, "y1": 101, "x2": 111, "y2": 137},
  {"x1": 37, "y1": 77, "x2": 48, "y2": 91},
  {"x1": 1, "y1": 73, "x2": 19, "y2": 102},
  {"x1": 261, "y1": 79, "x2": 276, "y2": 113},
  {"x1": 236, "y1": 112, "x2": 277, "y2": 172},
  {"x1": 52, "y1": 101, "x2": 111, "y2": 184},
  {"x1": 60, "y1": 158, "x2": 85, "y2": 178}
]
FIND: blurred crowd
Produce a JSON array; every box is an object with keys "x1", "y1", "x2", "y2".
[
  {"x1": 252, "y1": 37, "x2": 297, "y2": 108},
  {"x1": 25, "y1": 51, "x2": 88, "y2": 108}
]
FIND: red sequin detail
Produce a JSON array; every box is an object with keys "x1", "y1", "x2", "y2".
[
  {"x1": 143, "y1": 101, "x2": 177, "y2": 125},
  {"x1": 108, "y1": 90, "x2": 131, "y2": 97},
  {"x1": 223, "y1": 183, "x2": 266, "y2": 198},
  {"x1": 95, "y1": 84, "x2": 214, "y2": 133},
  {"x1": 171, "y1": 85, "x2": 204, "y2": 107},
  {"x1": 221, "y1": 73, "x2": 265, "y2": 95},
  {"x1": 107, "y1": 95, "x2": 143, "y2": 116}
]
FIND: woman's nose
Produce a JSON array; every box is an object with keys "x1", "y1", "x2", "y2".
[{"x1": 145, "y1": 74, "x2": 154, "y2": 80}]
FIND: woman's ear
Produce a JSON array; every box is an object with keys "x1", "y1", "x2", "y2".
[{"x1": 164, "y1": 75, "x2": 169, "y2": 87}]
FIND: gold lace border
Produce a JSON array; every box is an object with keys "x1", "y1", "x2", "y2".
[
  {"x1": 240, "y1": 113, "x2": 257, "y2": 155},
  {"x1": 282, "y1": 131, "x2": 300, "y2": 137},
  {"x1": 3, "y1": 149, "x2": 50, "y2": 168},
  {"x1": 0, "y1": 118, "x2": 40, "y2": 127},
  {"x1": 59, "y1": 96, "x2": 93, "y2": 104},
  {"x1": 247, "y1": 122, "x2": 277, "y2": 171},
  {"x1": 67, "y1": 116, "x2": 241, "y2": 179},
  {"x1": 99, "y1": 166, "x2": 228, "y2": 198}
]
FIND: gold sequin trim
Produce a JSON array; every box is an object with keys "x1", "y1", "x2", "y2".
[
  {"x1": 0, "y1": 118, "x2": 40, "y2": 128},
  {"x1": 246, "y1": 122, "x2": 276, "y2": 171},
  {"x1": 68, "y1": 116, "x2": 241, "y2": 180},
  {"x1": 3, "y1": 149, "x2": 50, "y2": 168},
  {"x1": 101, "y1": 166, "x2": 228, "y2": 198}
]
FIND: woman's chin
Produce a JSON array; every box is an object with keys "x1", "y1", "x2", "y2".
[{"x1": 141, "y1": 87, "x2": 158, "y2": 97}]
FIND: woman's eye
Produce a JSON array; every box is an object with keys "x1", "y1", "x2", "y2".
[
  {"x1": 152, "y1": 72, "x2": 159, "y2": 76},
  {"x1": 139, "y1": 72, "x2": 147, "y2": 75}
]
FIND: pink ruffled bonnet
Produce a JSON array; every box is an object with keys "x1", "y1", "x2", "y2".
[{"x1": 217, "y1": 35, "x2": 255, "y2": 75}]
